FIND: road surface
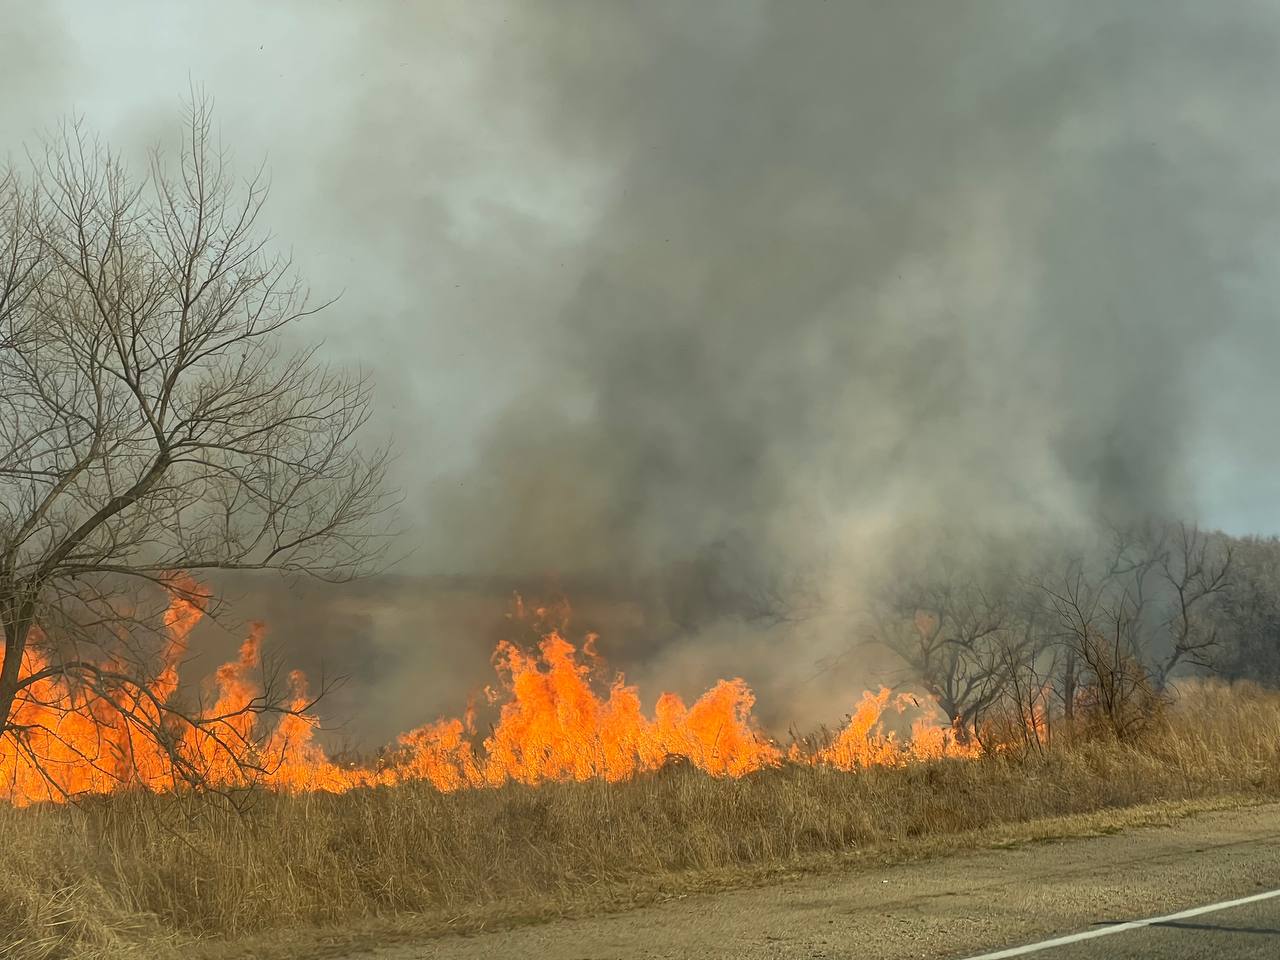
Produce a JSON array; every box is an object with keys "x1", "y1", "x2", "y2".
[{"x1": 347, "y1": 801, "x2": 1280, "y2": 959}]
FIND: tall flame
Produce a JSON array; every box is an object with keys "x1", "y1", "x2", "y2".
[{"x1": 0, "y1": 581, "x2": 977, "y2": 806}]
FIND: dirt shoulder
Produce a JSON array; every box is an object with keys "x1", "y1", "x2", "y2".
[{"x1": 197, "y1": 795, "x2": 1280, "y2": 960}]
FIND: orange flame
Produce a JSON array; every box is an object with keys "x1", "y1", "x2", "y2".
[
  {"x1": 0, "y1": 581, "x2": 979, "y2": 805},
  {"x1": 794, "y1": 688, "x2": 980, "y2": 768}
]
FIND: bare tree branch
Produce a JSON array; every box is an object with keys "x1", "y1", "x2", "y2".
[{"x1": 0, "y1": 97, "x2": 397, "y2": 794}]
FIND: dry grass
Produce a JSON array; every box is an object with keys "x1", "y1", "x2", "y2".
[{"x1": 4, "y1": 679, "x2": 1280, "y2": 960}]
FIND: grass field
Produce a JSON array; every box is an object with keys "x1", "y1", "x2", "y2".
[{"x1": 4, "y1": 680, "x2": 1280, "y2": 960}]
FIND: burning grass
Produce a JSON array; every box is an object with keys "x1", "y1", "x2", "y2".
[
  {"x1": 1, "y1": 588, "x2": 977, "y2": 805},
  {"x1": 3, "y1": 679, "x2": 1280, "y2": 959}
]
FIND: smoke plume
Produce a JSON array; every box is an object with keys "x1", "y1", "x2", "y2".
[
  {"x1": 394, "y1": 2, "x2": 1280, "y2": 583},
  {"x1": 9, "y1": 1, "x2": 1280, "y2": 738}
]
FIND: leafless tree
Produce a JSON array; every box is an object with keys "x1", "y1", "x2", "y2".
[
  {"x1": 0, "y1": 99, "x2": 395, "y2": 795},
  {"x1": 1152, "y1": 522, "x2": 1232, "y2": 689},
  {"x1": 1038, "y1": 556, "x2": 1159, "y2": 739},
  {"x1": 874, "y1": 562, "x2": 1032, "y2": 741},
  {"x1": 1035, "y1": 520, "x2": 1231, "y2": 738},
  {"x1": 989, "y1": 626, "x2": 1057, "y2": 755},
  {"x1": 1210, "y1": 533, "x2": 1280, "y2": 683}
]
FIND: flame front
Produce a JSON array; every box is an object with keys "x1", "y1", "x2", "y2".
[{"x1": 0, "y1": 582, "x2": 977, "y2": 805}]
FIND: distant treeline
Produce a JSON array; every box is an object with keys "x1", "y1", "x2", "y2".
[
  {"x1": 642, "y1": 520, "x2": 1280, "y2": 743},
  {"x1": 1206, "y1": 531, "x2": 1280, "y2": 684},
  {"x1": 864, "y1": 521, "x2": 1279, "y2": 743}
]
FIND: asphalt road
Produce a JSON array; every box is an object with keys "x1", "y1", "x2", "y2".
[
  {"x1": 963, "y1": 890, "x2": 1280, "y2": 959},
  {"x1": 346, "y1": 801, "x2": 1280, "y2": 960}
]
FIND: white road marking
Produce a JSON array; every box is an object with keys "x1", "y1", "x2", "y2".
[{"x1": 959, "y1": 886, "x2": 1280, "y2": 959}]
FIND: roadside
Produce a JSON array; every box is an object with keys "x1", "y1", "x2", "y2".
[
  {"x1": 346, "y1": 798, "x2": 1280, "y2": 960},
  {"x1": 192, "y1": 795, "x2": 1280, "y2": 960}
]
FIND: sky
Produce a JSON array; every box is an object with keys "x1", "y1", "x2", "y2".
[
  {"x1": 5, "y1": 1, "x2": 1280, "y2": 736},
  {"x1": 4, "y1": 2, "x2": 1278, "y2": 552}
]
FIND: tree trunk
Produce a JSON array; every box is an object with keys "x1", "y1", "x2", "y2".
[
  {"x1": 1062, "y1": 647, "x2": 1077, "y2": 733},
  {"x1": 0, "y1": 595, "x2": 33, "y2": 736}
]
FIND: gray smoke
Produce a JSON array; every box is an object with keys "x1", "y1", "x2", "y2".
[
  {"x1": 7, "y1": 1, "x2": 1280, "y2": 739},
  {"x1": 335, "y1": 1, "x2": 1280, "y2": 730},
  {"x1": 408, "y1": 2, "x2": 1280, "y2": 583}
]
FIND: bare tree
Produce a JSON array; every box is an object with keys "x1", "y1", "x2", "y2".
[
  {"x1": 1035, "y1": 520, "x2": 1231, "y2": 738},
  {"x1": 1210, "y1": 534, "x2": 1280, "y2": 683},
  {"x1": 874, "y1": 563, "x2": 1026, "y2": 741},
  {"x1": 1152, "y1": 522, "x2": 1232, "y2": 689},
  {"x1": 1038, "y1": 556, "x2": 1159, "y2": 739},
  {"x1": 0, "y1": 99, "x2": 395, "y2": 794},
  {"x1": 990, "y1": 624, "x2": 1057, "y2": 755}
]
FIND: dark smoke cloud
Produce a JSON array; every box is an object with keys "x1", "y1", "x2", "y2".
[
  {"x1": 388, "y1": 2, "x2": 1280, "y2": 590},
  {"x1": 8, "y1": 2, "x2": 1280, "y2": 738},
  {"x1": 314, "y1": 0, "x2": 1280, "y2": 729}
]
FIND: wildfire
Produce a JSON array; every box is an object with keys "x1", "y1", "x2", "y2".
[{"x1": 0, "y1": 582, "x2": 977, "y2": 805}]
